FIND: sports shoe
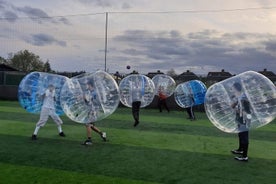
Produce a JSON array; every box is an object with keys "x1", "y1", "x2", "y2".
[
  {"x1": 59, "y1": 132, "x2": 66, "y2": 137},
  {"x1": 31, "y1": 134, "x2": 37, "y2": 140},
  {"x1": 234, "y1": 156, "x2": 248, "y2": 162},
  {"x1": 231, "y1": 149, "x2": 243, "y2": 155},
  {"x1": 82, "y1": 139, "x2": 92, "y2": 145},
  {"x1": 101, "y1": 132, "x2": 107, "y2": 142}
]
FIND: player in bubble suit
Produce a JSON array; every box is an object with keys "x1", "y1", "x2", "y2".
[
  {"x1": 230, "y1": 82, "x2": 251, "y2": 162},
  {"x1": 82, "y1": 80, "x2": 107, "y2": 145},
  {"x1": 157, "y1": 86, "x2": 170, "y2": 113},
  {"x1": 132, "y1": 82, "x2": 142, "y2": 127},
  {"x1": 31, "y1": 84, "x2": 65, "y2": 140}
]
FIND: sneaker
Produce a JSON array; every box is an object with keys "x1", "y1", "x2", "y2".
[
  {"x1": 231, "y1": 149, "x2": 243, "y2": 155},
  {"x1": 234, "y1": 156, "x2": 248, "y2": 162},
  {"x1": 82, "y1": 139, "x2": 92, "y2": 145},
  {"x1": 59, "y1": 132, "x2": 66, "y2": 137},
  {"x1": 101, "y1": 132, "x2": 107, "y2": 142},
  {"x1": 31, "y1": 134, "x2": 37, "y2": 140}
]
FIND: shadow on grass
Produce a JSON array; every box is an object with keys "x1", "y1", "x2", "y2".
[
  {"x1": 0, "y1": 134, "x2": 275, "y2": 184},
  {"x1": 99, "y1": 119, "x2": 276, "y2": 142}
]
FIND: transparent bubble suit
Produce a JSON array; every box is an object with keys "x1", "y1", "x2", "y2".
[
  {"x1": 18, "y1": 72, "x2": 69, "y2": 115},
  {"x1": 60, "y1": 71, "x2": 120, "y2": 124},
  {"x1": 119, "y1": 74, "x2": 155, "y2": 108},
  {"x1": 174, "y1": 80, "x2": 207, "y2": 108},
  {"x1": 205, "y1": 71, "x2": 276, "y2": 133},
  {"x1": 152, "y1": 74, "x2": 176, "y2": 98}
]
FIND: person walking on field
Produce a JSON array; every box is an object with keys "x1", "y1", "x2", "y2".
[
  {"x1": 82, "y1": 81, "x2": 107, "y2": 145},
  {"x1": 31, "y1": 84, "x2": 65, "y2": 140},
  {"x1": 231, "y1": 82, "x2": 251, "y2": 162},
  {"x1": 157, "y1": 86, "x2": 170, "y2": 113}
]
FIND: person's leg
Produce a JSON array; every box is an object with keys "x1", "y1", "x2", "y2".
[
  {"x1": 190, "y1": 106, "x2": 195, "y2": 120},
  {"x1": 49, "y1": 109, "x2": 65, "y2": 137},
  {"x1": 132, "y1": 101, "x2": 141, "y2": 127},
  {"x1": 163, "y1": 99, "x2": 170, "y2": 113},
  {"x1": 158, "y1": 98, "x2": 162, "y2": 112},
  {"x1": 83, "y1": 124, "x2": 93, "y2": 145},
  {"x1": 186, "y1": 107, "x2": 192, "y2": 119},
  {"x1": 32, "y1": 107, "x2": 49, "y2": 140},
  {"x1": 90, "y1": 123, "x2": 107, "y2": 141},
  {"x1": 231, "y1": 132, "x2": 243, "y2": 154},
  {"x1": 240, "y1": 131, "x2": 249, "y2": 157},
  {"x1": 234, "y1": 131, "x2": 249, "y2": 161}
]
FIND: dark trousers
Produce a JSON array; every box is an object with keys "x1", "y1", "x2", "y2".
[
  {"x1": 186, "y1": 106, "x2": 195, "y2": 120},
  {"x1": 238, "y1": 131, "x2": 249, "y2": 157},
  {"x1": 158, "y1": 99, "x2": 169, "y2": 112},
  {"x1": 132, "y1": 101, "x2": 141, "y2": 123}
]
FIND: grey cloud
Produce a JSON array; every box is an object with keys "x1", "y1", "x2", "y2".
[
  {"x1": 0, "y1": 1, "x2": 70, "y2": 25},
  {"x1": 3, "y1": 11, "x2": 18, "y2": 22},
  {"x1": 112, "y1": 29, "x2": 276, "y2": 74},
  {"x1": 26, "y1": 33, "x2": 67, "y2": 47},
  {"x1": 79, "y1": 0, "x2": 131, "y2": 9},
  {"x1": 264, "y1": 40, "x2": 276, "y2": 52}
]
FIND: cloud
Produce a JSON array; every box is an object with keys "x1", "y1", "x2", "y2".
[
  {"x1": 112, "y1": 29, "x2": 276, "y2": 74},
  {"x1": 78, "y1": 0, "x2": 131, "y2": 9},
  {"x1": 25, "y1": 33, "x2": 67, "y2": 47},
  {"x1": 3, "y1": 11, "x2": 18, "y2": 22},
  {"x1": 0, "y1": 1, "x2": 70, "y2": 25}
]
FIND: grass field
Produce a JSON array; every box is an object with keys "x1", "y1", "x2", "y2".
[{"x1": 0, "y1": 100, "x2": 275, "y2": 184}]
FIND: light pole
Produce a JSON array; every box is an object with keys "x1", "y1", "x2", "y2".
[{"x1": 104, "y1": 12, "x2": 108, "y2": 72}]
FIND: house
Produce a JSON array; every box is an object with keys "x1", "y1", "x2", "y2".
[
  {"x1": 146, "y1": 70, "x2": 164, "y2": 78},
  {"x1": 0, "y1": 64, "x2": 18, "y2": 71},
  {"x1": 174, "y1": 70, "x2": 199, "y2": 84},
  {"x1": 258, "y1": 69, "x2": 276, "y2": 84},
  {"x1": 206, "y1": 69, "x2": 232, "y2": 86}
]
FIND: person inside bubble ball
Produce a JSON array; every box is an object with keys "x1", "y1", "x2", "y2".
[
  {"x1": 132, "y1": 82, "x2": 142, "y2": 127},
  {"x1": 157, "y1": 86, "x2": 170, "y2": 113},
  {"x1": 82, "y1": 80, "x2": 107, "y2": 145},
  {"x1": 231, "y1": 82, "x2": 251, "y2": 162},
  {"x1": 31, "y1": 84, "x2": 65, "y2": 140}
]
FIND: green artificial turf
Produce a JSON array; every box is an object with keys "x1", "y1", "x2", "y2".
[{"x1": 0, "y1": 101, "x2": 275, "y2": 184}]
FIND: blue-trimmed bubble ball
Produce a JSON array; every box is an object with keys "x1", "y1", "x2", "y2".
[
  {"x1": 119, "y1": 74, "x2": 155, "y2": 108},
  {"x1": 60, "y1": 70, "x2": 120, "y2": 124},
  {"x1": 174, "y1": 80, "x2": 207, "y2": 108},
  {"x1": 204, "y1": 71, "x2": 276, "y2": 133},
  {"x1": 18, "y1": 72, "x2": 69, "y2": 115},
  {"x1": 152, "y1": 74, "x2": 176, "y2": 98}
]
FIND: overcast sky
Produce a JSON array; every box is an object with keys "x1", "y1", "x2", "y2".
[{"x1": 0, "y1": 0, "x2": 276, "y2": 75}]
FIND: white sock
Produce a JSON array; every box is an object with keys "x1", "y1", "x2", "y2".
[
  {"x1": 33, "y1": 126, "x2": 40, "y2": 135},
  {"x1": 57, "y1": 125, "x2": 63, "y2": 133}
]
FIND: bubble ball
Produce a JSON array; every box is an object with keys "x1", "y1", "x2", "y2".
[
  {"x1": 119, "y1": 74, "x2": 155, "y2": 108},
  {"x1": 152, "y1": 74, "x2": 176, "y2": 98},
  {"x1": 204, "y1": 71, "x2": 276, "y2": 133},
  {"x1": 18, "y1": 72, "x2": 69, "y2": 115},
  {"x1": 60, "y1": 70, "x2": 120, "y2": 124},
  {"x1": 174, "y1": 80, "x2": 207, "y2": 108}
]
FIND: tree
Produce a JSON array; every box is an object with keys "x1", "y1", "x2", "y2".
[
  {"x1": 7, "y1": 50, "x2": 50, "y2": 72},
  {"x1": 43, "y1": 60, "x2": 52, "y2": 72},
  {"x1": 0, "y1": 56, "x2": 6, "y2": 64},
  {"x1": 167, "y1": 68, "x2": 177, "y2": 77}
]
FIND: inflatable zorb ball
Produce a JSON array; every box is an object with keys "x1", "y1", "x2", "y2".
[
  {"x1": 152, "y1": 74, "x2": 176, "y2": 98},
  {"x1": 174, "y1": 80, "x2": 207, "y2": 108},
  {"x1": 18, "y1": 72, "x2": 69, "y2": 115},
  {"x1": 60, "y1": 71, "x2": 120, "y2": 124},
  {"x1": 119, "y1": 74, "x2": 155, "y2": 108},
  {"x1": 205, "y1": 71, "x2": 276, "y2": 133}
]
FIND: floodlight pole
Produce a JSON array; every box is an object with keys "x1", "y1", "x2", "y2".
[{"x1": 104, "y1": 12, "x2": 108, "y2": 72}]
